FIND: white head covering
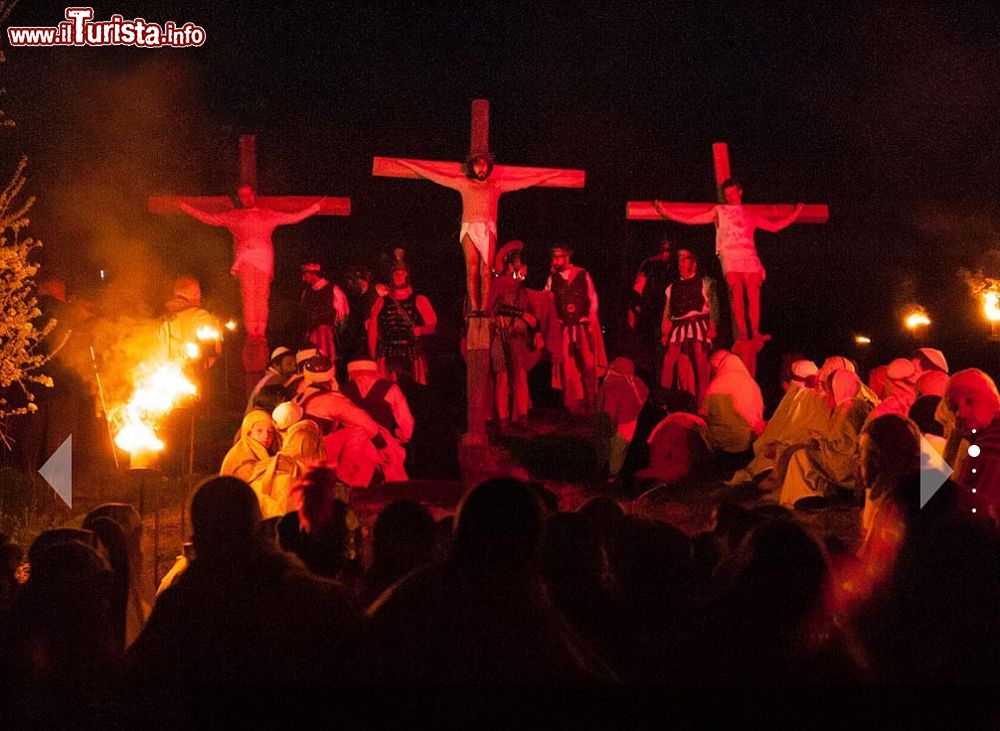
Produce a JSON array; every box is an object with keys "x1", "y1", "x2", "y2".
[
  {"x1": 272, "y1": 401, "x2": 303, "y2": 431},
  {"x1": 270, "y1": 346, "x2": 293, "y2": 363},
  {"x1": 347, "y1": 359, "x2": 378, "y2": 376},
  {"x1": 790, "y1": 360, "x2": 819, "y2": 381},
  {"x1": 295, "y1": 348, "x2": 318, "y2": 366},
  {"x1": 914, "y1": 347, "x2": 948, "y2": 374}
]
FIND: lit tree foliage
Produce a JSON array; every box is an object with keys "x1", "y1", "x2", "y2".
[{"x1": 0, "y1": 0, "x2": 53, "y2": 425}]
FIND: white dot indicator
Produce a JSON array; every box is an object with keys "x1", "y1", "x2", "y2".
[
  {"x1": 969, "y1": 445, "x2": 982, "y2": 458},
  {"x1": 973, "y1": 508, "x2": 978, "y2": 513},
  {"x1": 973, "y1": 489, "x2": 977, "y2": 494},
  {"x1": 973, "y1": 469, "x2": 977, "y2": 474},
  {"x1": 973, "y1": 429, "x2": 978, "y2": 434}
]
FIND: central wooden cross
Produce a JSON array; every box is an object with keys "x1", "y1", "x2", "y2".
[{"x1": 373, "y1": 100, "x2": 586, "y2": 441}]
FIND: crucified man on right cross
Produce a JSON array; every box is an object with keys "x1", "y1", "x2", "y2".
[
  {"x1": 629, "y1": 143, "x2": 827, "y2": 347},
  {"x1": 655, "y1": 181, "x2": 803, "y2": 342}
]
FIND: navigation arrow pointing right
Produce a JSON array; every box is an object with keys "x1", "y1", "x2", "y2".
[{"x1": 920, "y1": 435, "x2": 952, "y2": 509}]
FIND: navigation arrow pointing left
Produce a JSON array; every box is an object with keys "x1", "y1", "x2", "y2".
[{"x1": 39, "y1": 434, "x2": 72, "y2": 508}]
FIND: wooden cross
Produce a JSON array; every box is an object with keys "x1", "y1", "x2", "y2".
[
  {"x1": 373, "y1": 100, "x2": 586, "y2": 443},
  {"x1": 627, "y1": 142, "x2": 829, "y2": 377},
  {"x1": 626, "y1": 142, "x2": 828, "y2": 224},
  {"x1": 373, "y1": 99, "x2": 585, "y2": 190},
  {"x1": 148, "y1": 135, "x2": 351, "y2": 392},
  {"x1": 149, "y1": 135, "x2": 351, "y2": 216}
]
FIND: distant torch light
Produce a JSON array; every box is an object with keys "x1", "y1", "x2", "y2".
[
  {"x1": 905, "y1": 310, "x2": 931, "y2": 330},
  {"x1": 99, "y1": 269, "x2": 106, "y2": 281},
  {"x1": 854, "y1": 335, "x2": 871, "y2": 346},
  {"x1": 225, "y1": 320, "x2": 238, "y2": 332},
  {"x1": 983, "y1": 291, "x2": 1000, "y2": 340},
  {"x1": 185, "y1": 342, "x2": 200, "y2": 359}
]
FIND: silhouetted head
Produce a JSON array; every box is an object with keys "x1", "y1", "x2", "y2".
[
  {"x1": 373, "y1": 500, "x2": 436, "y2": 573},
  {"x1": 452, "y1": 479, "x2": 545, "y2": 576},
  {"x1": 190, "y1": 476, "x2": 262, "y2": 563}
]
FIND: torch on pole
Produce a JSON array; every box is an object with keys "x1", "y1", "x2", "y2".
[{"x1": 89, "y1": 345, "x2": 120, "y2": 471}]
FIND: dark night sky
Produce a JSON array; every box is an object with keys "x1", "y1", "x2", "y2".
[{"x1": 6, "y1": 0, "x2": 1000, "y2": 385}]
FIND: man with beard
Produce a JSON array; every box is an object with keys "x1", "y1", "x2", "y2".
[
  {"x1": 546, "y1": 244, "x2": 607, "y2": 414},
  {"x1": 390, "y1": 154, "x2": 563, "y2": 315}
]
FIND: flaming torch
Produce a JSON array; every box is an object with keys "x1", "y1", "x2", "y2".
[
  {"x1": 112, "y1": 360, "x2": 197, "y2": 469},
  {"x1": 904, "y1": 308, "x2": 931, "y2": 332},
  {"x1": 984, "y1": 289, "x2": 1000, "y2": 341}
]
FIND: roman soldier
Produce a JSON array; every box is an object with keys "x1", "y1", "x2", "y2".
[{"x1": 367, "y1": 249, "x2": 437, "y2": 385}]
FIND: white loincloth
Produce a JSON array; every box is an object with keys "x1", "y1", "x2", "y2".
[{"x1": 460, "y1": 220, "x2": 497, "y2": 263}]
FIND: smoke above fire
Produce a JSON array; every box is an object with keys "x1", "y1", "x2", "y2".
[{"x1": 5, "y1": 52, "x2": 241, "y2": 446}]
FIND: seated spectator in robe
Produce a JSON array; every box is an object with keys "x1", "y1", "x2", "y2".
[
  {"x1": 126, "y1": 477, "x2": 361, "y2": 696},
  {"x1": 245, "y1": 401, "x2": 326, "y2": 518},
  {"x1": 910, "y1": 347, "x2": 948, "y2": 377},
  {"x1": 363, "y1": 500, "x2": 437, "y2": 607},
  {"x1": 773, "y1": 369, "x2": 875, "y2": 506},
  {"x1": 728, "y1": 359, "x2": 830, "y2": 486},
  {"x1": 909, "y1": 369, "x2": 949, "y2": 451},
  {"x1": 946, "y1": 368, "x2": 1000, "y2": 522},
  {"x1": 778, "y1": 351, "x2": 810, "y2": 392},
  {"x1": 699, "y1": 350, "x2": 765, "y2": 456},
  {"x1": 637, "y1": 410, "x2": 711, "y2": 485},
  {"x1": 221, "y1": 410, "x2": 278, "y2": 482},
  {"x1": 868, "y1": 364, "x2": 888, "y2": 400},
  {"x1": 597, "y1": 357, "x2": 649, "y2": 476},
  {"x1": 364, "y1": 479, "x2": 614, "y2": 683},
  {"x1": 245, "y1": 346, "x2": 296, "y2": 414},
  {"x1": 867, "y1": 358, "x2": 918, "y2": 422},
  {"x1": 616, "y1": 387, "x2": 678, "y2": 484},
  {"x1": 341, "y1": 359, "x2": 413, "y2": 482}
]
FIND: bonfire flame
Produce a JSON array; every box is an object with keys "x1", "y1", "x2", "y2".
[{"x1": 112, "y1": 359, "x2": 197, "y2": 458}]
